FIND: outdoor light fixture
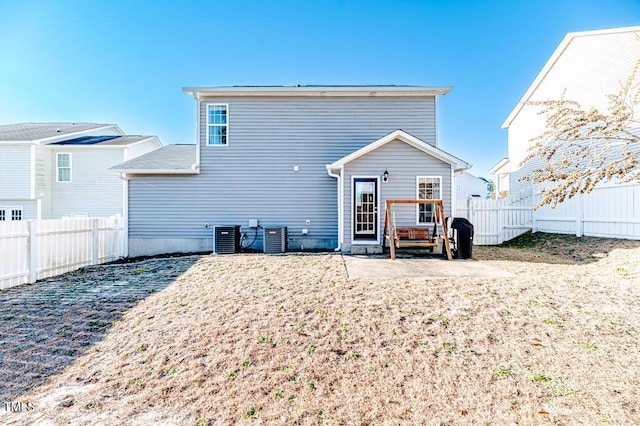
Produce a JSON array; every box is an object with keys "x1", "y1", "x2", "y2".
[{"x1": 383, "y1": 170, "x2": 389, "y2": 183}]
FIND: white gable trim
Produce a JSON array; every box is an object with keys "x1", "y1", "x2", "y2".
[
  {"x1": 502, "y1": 25, "x2": 640, "y2": 129},
  {"x1": 326, "y1": 129, "x2": 470, "y2": 173}
]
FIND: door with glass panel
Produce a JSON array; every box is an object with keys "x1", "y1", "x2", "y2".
[{"x1": 353, "y1": 178, "x2": 378, "y2": 240}]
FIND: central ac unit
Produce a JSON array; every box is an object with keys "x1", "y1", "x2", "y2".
[
  {"x1": 213, "y1": 225, "x2": 241, "y2": 254},
  {"x1": 263, "y1": 226, "x2": 287, "y2": 254}
]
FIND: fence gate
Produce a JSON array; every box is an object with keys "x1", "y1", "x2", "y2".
[{"x1": 455, "y1": 191, "x2": 534, "y2": 245}]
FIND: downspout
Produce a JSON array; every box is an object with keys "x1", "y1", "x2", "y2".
[
  {"x1": 194, "y1": 93, "x2": 201, "y2": 170},
  {"x1": 121, "y1": 173, "x2": 129, "y2": 258},
  {"x1": 325, "y1": 165, "x2": 342, "y2": 251},
  {"x1": 450, "y1": 166, "x2": 455, "y2": 219}
]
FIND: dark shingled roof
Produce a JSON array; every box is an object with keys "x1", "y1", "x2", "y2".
[
  {"x1": 111, "y1": 144, "x2": 196, "y2": 171},
  {"x1": 0, "y1": 123, "x2": 113, "y2": 141}
]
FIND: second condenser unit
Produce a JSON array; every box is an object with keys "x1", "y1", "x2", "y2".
[{"x1": 263, "y1": 226, "x2": 287, "y2": 253}]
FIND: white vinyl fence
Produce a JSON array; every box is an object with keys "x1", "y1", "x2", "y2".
[
  {"x1": 533, "y1": 183, "x2": 640, "y2": 239},
  {"x1": 455, "y1": 190, "x2": 534, "y2": 245},
  {"x1": 456, "y1": 182, "x2": 640, "y2": 245},
  {"x1": 0, "y1": 215, "x2": 125, "y2": 290}
]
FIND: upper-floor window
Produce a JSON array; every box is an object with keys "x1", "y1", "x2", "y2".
[
  {"x1": 206, "y1": 104, "x2": 228, "y2": 146},
  {"x1": 417, "y1": 176, "x2": 442, "y2": 223},
  {"x1": 57, "y1": 153, "x2": 72, "y2": 182}
]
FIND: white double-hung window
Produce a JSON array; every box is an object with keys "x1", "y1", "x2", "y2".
[
  {"x1": 417, "y1": 176, "x2": 442, "y2": 223},
  {"x1": 57, "y1": 153, "x2": 72, "y2": 182},
  {"x1": 206, "y1": 104, "x2": 228, "y2": 146}
]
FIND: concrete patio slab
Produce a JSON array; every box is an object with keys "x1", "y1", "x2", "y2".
[{"x1": 343, "y1": 254, "x2": 515, "y2": 279}]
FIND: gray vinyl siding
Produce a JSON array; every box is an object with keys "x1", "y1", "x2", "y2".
[
  {"x1": 0, "y1": 145, "x2": 32, "y2": 198},
  {"x1": 51, "y1": 149, "x2": 125, "y2": 218},
  {"x1": 343, "y1": 140, "x2": 452, "y2": 247},
  {"x1": 128, "y1": 96, "x2": 439, "y2": 251},
  {"x1": 199, "y1": 97, "x2": 437, "y2": 151}
]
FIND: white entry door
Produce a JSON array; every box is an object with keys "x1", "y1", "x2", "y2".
[{"x1": 353, "y1": 177, "x2": 378, "y2": 240}]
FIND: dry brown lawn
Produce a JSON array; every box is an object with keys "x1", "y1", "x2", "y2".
[{"x1": 2, "y1": 233, "x2": 640, "y2": 425}]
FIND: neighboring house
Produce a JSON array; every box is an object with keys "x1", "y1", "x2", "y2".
[
  {"x1": 489, "y1": 157, "x2": 510, "y2": 198},
  {"x1": 0, "y1": 123, "x2": 161, "y2": 220},
  {"x1": 497, "y1": 26, "x2": 640, "y2": 239},
  {"x1": 113, "y1": 86, "x2": 471, "y2": 256},
  {"x1": 454, "y1": 171, "x2": 488, "y2": 199}
]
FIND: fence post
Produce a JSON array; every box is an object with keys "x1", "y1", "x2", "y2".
[
  {"x1": 28, "y1": 220, "x2": 38, "y2": 284},
  {"x1": 497, "y1": 198, "x2": 504, "y2": 245},
  {"x1": 576, "y1": 194, "x2": 584, "y2": 237},
  {"x1": 91, "y1": 218, "x2": 99, "y2": 265}
]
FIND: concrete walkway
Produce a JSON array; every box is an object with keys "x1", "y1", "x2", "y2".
[{"x1": 343, "y1": 254, "x2": 514, "y2": 279}]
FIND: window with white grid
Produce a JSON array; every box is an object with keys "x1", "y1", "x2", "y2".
[{"x1": 417, "y1": 176, "x2": 441, "y2": 223}]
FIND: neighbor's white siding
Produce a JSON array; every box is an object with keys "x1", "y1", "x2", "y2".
[
  {"x1": 0, "y1": 145, "x2": 32, "y2": 199},
  {"x1": 50, "y1": 148, "x2": 125, "y2": 218},
  {"x1": 503, "y1": 28, "x2": 640, "y2": 241},
  {"x1": 125, "y1": 137, "x2": 162, "y2": 161},
  {"x1": 507, "y1": 29, "x2": 640, "y2": 192},
  {"x1": 454, "y1": 172, "x2": 488, "y2": 199}
]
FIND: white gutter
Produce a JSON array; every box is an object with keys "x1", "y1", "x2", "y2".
[
  {"x1": 183, "y1": 86, "x2": 453, "y2": 98},
  {"x1": 325, "y1": 165, "x2": 342, "y2": 252}
]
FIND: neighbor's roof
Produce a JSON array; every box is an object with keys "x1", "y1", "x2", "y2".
[
  {"x1": 327, "y1": 129, "x2": 471, "y2": 172},
  {"x1": 50, "y1": 135, "x2": 155, "y2": 147},
  {"x1": 111, "y1": 144, "x2": 197, "y2": 174},
  {"x1": 0, "y1": 122, "x2": 118, "y2": 142},
  {"x1": 502, "y1": 25, "x2": 640, "y2": 128},
  {"x1": 183, "y1": 85, "x2": 452, "y2": 98}
]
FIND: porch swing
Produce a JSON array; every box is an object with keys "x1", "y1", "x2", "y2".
[{"x1": 382, "y1": 199, "x2": 453, "y2": 260}]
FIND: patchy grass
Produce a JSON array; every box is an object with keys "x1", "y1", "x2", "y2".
[{"x1": 2, "y1": 234, "x2": 640, "y2": 425}]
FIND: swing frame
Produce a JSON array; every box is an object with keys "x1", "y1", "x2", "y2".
[{"x1": 382, "y1": 199, "x2": 453, "y2": 260}]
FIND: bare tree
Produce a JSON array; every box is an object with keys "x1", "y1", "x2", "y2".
[{"x1": 520, "y1": 59, "x2": 640, "y2": 209}]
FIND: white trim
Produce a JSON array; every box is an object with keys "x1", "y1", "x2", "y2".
[
  {"x1": 489, "y1": 157, "x2": 510, "y2": 175},
  {"x1": 30, "y1": 144, "x2": 36, "y2": 199},
  {"x1": 450, "y1": 168, "x2": 455, "y2": 219},
  {"x1": 415, "y1": 176, "x2": 443, "y2": 225},
  {"x1": 125, "y1": 136, "x2": 163, "y2": 150},
  {"x1": 184, "y1": 86, "x2": 452, "y2": 98},
  {"x1": 205, "y1": 103, "x2": 229, "y2": 147},
  {"x1": 119, "y1": 169, "x2": 199, "y2": 175},
  {"x1": 435, "y1": 95, "x2": 439, "y2": 148},
  {"x1": 56, "y1": 152, "x2": 72, "y2": 183},
  {"x1": 351, "y1": 175, "x2": 381, "y2": 245},
  {"x1": 327, "y1": 129, "x2": 470, "y2": 172},
  {"x1": 195, "y1": 101, "x2": 201, "y2": 168}
]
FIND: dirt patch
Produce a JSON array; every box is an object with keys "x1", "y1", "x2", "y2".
[{"x1": 1, "y1": 236, "x2": 639, "y2": 425}]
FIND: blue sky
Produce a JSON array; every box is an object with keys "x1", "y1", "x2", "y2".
[{"x1": 1, "y1": 0, "x2": 639, "y2": 176}]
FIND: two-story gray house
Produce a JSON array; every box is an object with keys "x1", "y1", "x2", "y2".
[{"x1": 113, "y1": 86, "x2": 471, "y2": 257}]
